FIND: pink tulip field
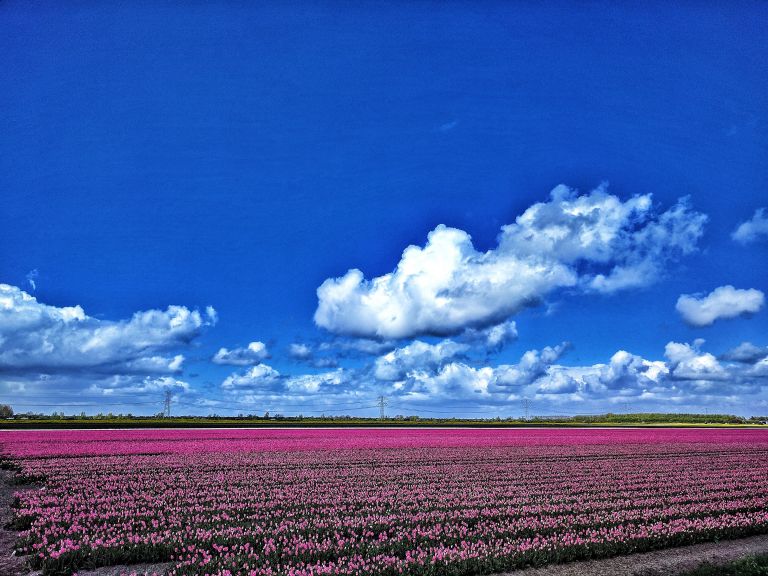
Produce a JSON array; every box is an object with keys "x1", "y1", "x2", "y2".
[{"x1": 2, "y1": 428, "x2": 768, "y2": 576}]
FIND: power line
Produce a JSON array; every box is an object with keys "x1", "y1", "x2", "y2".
[
  {"x1": 0, "y1": 398, "x2": 378, "y2": 410},
  {"x1": 387, "y1": 404, "x2": 506, "y2": 415},
  {"x1": 4, "y1": 400, "x2": 161, "y2": 407},
  {"x1": 172, "y1": 402, "x2": 381, "y2": 415},
  {"x1": 183, "y1": 398, "x2": 379, "y2": 410},
  {"x1": 3, "y1": 395, "x2": 604, "y2": 419}
]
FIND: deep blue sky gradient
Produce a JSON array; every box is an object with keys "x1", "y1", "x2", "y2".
[{"x1": 1, "y1": 2, "x2": 767, "y2": 415}]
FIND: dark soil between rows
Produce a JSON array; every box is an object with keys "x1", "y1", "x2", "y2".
[
  {"x1": 501, "y1": 533, "x2": 768, "y2": 575},
  {"x1": 0, "y1": 468, "x2": 34, "y2": 576}
]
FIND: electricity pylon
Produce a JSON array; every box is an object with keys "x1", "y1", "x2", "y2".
[{"x1": 522, "y1": 397, "x2": 531, "y2": 420}]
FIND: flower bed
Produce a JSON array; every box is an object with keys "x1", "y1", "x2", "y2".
[{"x1": 2, "y1": 428, "x2": 767, "y2": 576}]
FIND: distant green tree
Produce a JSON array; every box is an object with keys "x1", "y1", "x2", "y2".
[{"x1": 0, "y1": 404, "x2": 13, "y2": 418}]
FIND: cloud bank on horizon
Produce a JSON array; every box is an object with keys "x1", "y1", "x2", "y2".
[
  {"x1": 139, "y1": 336, "x2": 768, "y2": 415},
  {"x1": 2, "y1": 184, "x2": 767, "y2": 417}
]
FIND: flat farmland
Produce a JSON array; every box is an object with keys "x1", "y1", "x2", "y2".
[{"x1": 2, "y1": 428, "x2": 768, "y2": 576}]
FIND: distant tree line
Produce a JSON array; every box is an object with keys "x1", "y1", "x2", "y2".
[
  {"x1": 0, "y1": 406, "x2": 765, "y2": 428},
  {"x1": 531, "y1": 412, "x2": 766, "y2": 425}
]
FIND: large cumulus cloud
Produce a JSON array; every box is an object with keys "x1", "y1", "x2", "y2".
[
  {"x1": 0, "y1": 284, "x2": 216, "y2": 376},
  {"x1": 315, "y1": 184, "x2": 706, "y2": 339}
]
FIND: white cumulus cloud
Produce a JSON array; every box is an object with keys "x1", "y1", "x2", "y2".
[
  {"x1": 732, "y1": 208, "x2": 768, "y2": 244},
  {"x1": 460, "y1": 320, "x2": 518, "y2": 352},
  {"x1": 212, "y1": 341, "x2": 269, "y2": 365},
  {"x1": 374, "y1": 340, "x2": 468, "y2": 381},
  {"x1": 319, "y1": 338, "x2": 397, "y2": 356},
  {"x1": 0, "y1": 283, "x2": 216, "y2": 375},
  {"x1": 214, "y1": 339, "x2": 767, "y2": 415},
  {"x1": 494, "y1": 343, "x2": 570, "y2": 387},
  {"x1": 287, "y1": 342, "x2": 339, "y2": 368},
  {"x1": 480, "y1": 320, "x2": 519, "y2": 349},
  {"x1": 288, "y1": 343, "x2": 313, "y2": 360},
  {"x1": 595, "y1": 350, "x2": 668, "y2": 390},
  {"x1": 284, "y1": 369, "x2": 351, "y2": 393},
  {"x1": 315, "y1": 184, "x2": 706, "y2": 339},
  {"x1": 665, "y1": 340, "x2": 728, "y2": 381},
  {"x1": 676, "y1": 285, "x2": 764, "y2": 327},
  {"x1": 721, "y1": 342, "x2": 768, "y2": 364},
  {"x1": 221, "y1": 363, "x2": 281, "y2": 388},
  {"x1": 405, "y1": 363, "x2": 495, "y2": 400},
  {"x1": 90, "y1": 375, "x2": 190, "y2": 396}
]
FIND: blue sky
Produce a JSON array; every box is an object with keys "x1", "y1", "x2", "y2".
[{"x1": 1, "y1": 1, "x2": 767, "y2": 417}]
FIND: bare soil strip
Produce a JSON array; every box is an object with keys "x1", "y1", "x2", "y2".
[
  {"x1": 0, "y1": 469, "x2": 32, "y2": 576},
  {"x1": 501, "y1": 533, "x2": 768, "y2": 576},
  {"x1": 74, "y1": 562, "x2": 173, "y2": 576},
  {"x1": 3, "y1": 466, "x2": 768, "y2": 576}
]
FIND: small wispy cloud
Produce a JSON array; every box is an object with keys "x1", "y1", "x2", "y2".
[
  {"x1": 288, "y1": 342, "x2": 339, "y2": 368},
  {"x1": 26, "y1": 268, "x2": 39, "y2": 291},
  {"x1": 732, "y1": 208, "x2": 768, "y2": 244}
]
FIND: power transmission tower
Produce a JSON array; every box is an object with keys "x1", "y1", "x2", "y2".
[
  {"x1": 521, "y1": 397, "x2": 531, "y2": 420},
  {"x1": 377, "y1": 395, "x2": 388, "y2": 419},
  {"x1": 163, "y1": 390, "x2": 172, "y2": 418}
]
